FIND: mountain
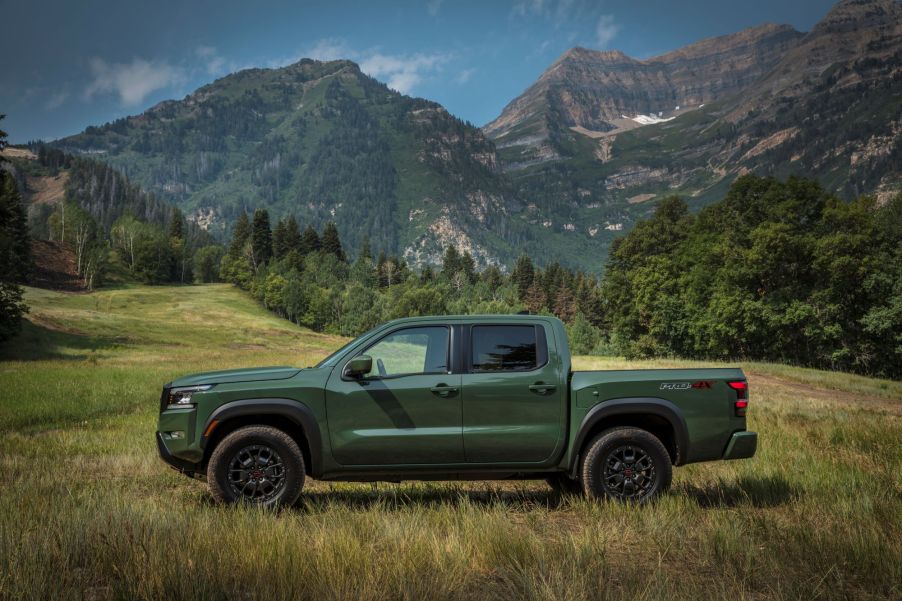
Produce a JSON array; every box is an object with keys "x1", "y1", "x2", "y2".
[
  {"x1": 54, "y1": 59, "x2": 529, "y2": 269},
  {"x1": 484, "y1": 24, "x2": 804, "y2": 154},
  {"x1": 485, "y1": 0, "x2": 901, "y2": 243},
  {"x1": 52, "y1": 1, "x2": 901, "y2": 274}
]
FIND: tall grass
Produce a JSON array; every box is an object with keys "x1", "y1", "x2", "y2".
[{"x1": 0, "y1": 285, "x2": 899, "y2": 600}]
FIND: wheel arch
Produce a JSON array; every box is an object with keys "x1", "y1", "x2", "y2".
[
  {"x1": 201, "y1": 399, "x2": 323, "y2": 477},
  {"x1": 570, "y1": 397, "x2": 689, "y2": 474}
]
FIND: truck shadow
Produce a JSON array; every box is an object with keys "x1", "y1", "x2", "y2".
[
  {"x1": 296, "y1": 484, "x2": 566, "y2": 512},
  {"x1": 678, "y1": 473, "x2": 797, "y2": 508},
  {"x1": 290, "y1": 473, "x2": 797, "y2": 512}
]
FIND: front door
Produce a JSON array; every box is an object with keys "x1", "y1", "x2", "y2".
[
  {"x1": 325, "y1": 325, "x2": 463, "y2": 465},
  {"x1": 462, "y1": 323, "x2": 564, "y2": 463}
]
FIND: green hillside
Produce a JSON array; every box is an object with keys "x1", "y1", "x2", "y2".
[
  {"x1": 0, "y1": 284, "x2": 900, "y2": 599},
  {"x1": 53, "y1": 60, "x2": 531, "y2": 269}
]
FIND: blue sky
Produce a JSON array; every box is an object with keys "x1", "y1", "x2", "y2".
[{"x1": 1, "y1": 0, "x2": 837, "y2": 142}]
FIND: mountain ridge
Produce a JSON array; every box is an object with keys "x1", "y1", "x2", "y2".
[{"x1": 49, "y1": 0, "x2": 902, "y2": 274}]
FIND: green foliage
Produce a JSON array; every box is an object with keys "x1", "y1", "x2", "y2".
[
  {"x1": 567, "y1": 313, "x2": 602, "y2": 355},
  {"x1": 224, "y1": 210, "x2": 597, "y2": 336},
  {"x1": 193, "y1": 245, "x2": 224, "y2": 283},
  {"x1": 601, "y1": 176, "x2": 902, "y2": 378},
  {"x1": 0, "y1": 123, "x2": 29, "y2": 341},
  {"x1": 251, "y1": 208, "x2": 273, "y2": 269},
  {"x1": 229, "y1": 212, "x2": 251, "y2": 258},
  {"x1": 321, "y1": 221, "x2": 345, "y2": 261}
]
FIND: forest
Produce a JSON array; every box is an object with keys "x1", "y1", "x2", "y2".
[{"x1": 2, "y1": 133, "x2": 900, "y2": 378}]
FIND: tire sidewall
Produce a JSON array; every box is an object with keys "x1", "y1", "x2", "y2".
[
  {"x1": 581, "y1": 427, "x2": 672, "y2": 503},
  {"x1": 208, "y1": 426, "x2": 305, "y2": 508}
]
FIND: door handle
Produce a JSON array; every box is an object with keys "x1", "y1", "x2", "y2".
[
  {"x1": 529, "y1": 383, "x2": 556, "y2": 394},
  {"x1": 430, "y1": 384, "x2": 459, "y2": 397}
]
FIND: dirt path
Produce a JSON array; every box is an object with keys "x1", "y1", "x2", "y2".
[{"x1": 746, "y1": 371, "x2": 900, "y2": 413}]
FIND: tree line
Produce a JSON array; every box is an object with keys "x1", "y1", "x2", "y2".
[
  {"x1": 0, "y1": 116, "x2": 30, "y2": 342},
  {"x1": 221, "y1": 175, "x2": 901, "y2": 378},
  {"x1": 218, "y1": 207, "x2": 608, "y2": 354},
  {"x1": 599, "y1": 176, "x2": 901, "y2": 378},
  {"x1": 2, "y1": 133, "x2": 900, "y2": 380}
]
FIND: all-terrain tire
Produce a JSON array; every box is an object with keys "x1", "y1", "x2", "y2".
[
  {"x1": 546, "y1": 473, "x2": 584, "y2": 496},
  {"x1": 580, "y1": 427, "x2": 672, "y2": 503},
  {"x1": 207, "y1": 425, "x2": 305, "y2": 507}
]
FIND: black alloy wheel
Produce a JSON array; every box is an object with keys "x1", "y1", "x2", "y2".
[
  {"x1": 581, "y1": 427, "x2": 672, "y2": 502},
  {"x1": 227, "y1": 444, "x2": 286, "y2": 502},
  {"x1": 207, "y1": 425, "x2": 306, "y2": 507},
  {"x1": 601, "y1": 444, "x2": 656, "y2": 500}
]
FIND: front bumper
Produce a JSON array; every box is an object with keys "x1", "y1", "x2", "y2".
[
  {"x1": 722, "y1": 431, "x2": 758, "y2": 460},
  {"x1": 156, "y1": 431, "x2": 201, "y2": 476},
  {"x1": 156, "y1": 404, "x2": 203, "y2": 477}
]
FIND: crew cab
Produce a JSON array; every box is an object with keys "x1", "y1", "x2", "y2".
[{"x1": 156, "y1": 315, "x2": 757, "y2": 506}]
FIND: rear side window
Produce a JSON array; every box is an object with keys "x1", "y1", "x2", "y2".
[{"x1": 471, "y1": 325, "x2": 544, "y2": 372}]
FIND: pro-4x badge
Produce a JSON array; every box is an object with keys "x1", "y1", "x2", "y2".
[{"x1": 660, "y1": 382, "x2": 691, "y2": 390}]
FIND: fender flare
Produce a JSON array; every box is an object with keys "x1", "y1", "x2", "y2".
[
  {"x1": 202, "y1": 398, "x2": 323, "y2": 477},
  {"x1": 571, "y1": 397, "x2": 690, "y2": 469}
]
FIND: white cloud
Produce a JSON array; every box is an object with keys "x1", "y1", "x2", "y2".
[
  {"x1": 305, "y1": 38, "x2": 355, "y2": 62},
  {"x1": 455, "y1": 68, "x2": 475, "y2": 84},
  {"x1": 84, "y1": 58, "x2": 184, "y2": 105},
  {"x1": 359, "y1": 52, "x2": 451, "y2": 95},
  {"x1": 196, "y1": 45, "x2": 227, "y2": 76},
  {"x1": 427, "y1": 0, "x2": 444, "y2": 16},
  {"x1": 44, "y1": 91, "x2": 68, "y2": 110},
  {"x1": 594, "y1": 14, "x2": 620, "y2": 48},
  {"x1": 511, "y1": 0, "x2": 547, "y2": 17}
]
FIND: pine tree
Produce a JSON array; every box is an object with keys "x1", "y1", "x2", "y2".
[
  {"x1": 251, "y1": 208, "x2": 272, "y2": 269},
  {"x1": 229, "y1": 212, "x2": 251, "y2": 258},
  {"x1": 441, "y1": 246, "x2": 460, "y2": 278},
  {"x1": 0, "y1": 170, "x2": 30, "y2": 283},
  {"x1": 481, "y1": 265, "x2": 503, "y2": 290},
  {"x1": 0, "y1": 116, "x2": 30, "y2": 341},
  {"x1": 420, "y1": 266, "x2": 435, "y2": 283},
  {"x1": 300, "y1": 224, "x2": 321, "y2": 255},
  {"x1": 460, "y1": 251, "x2": 477, "y2": 284},
  {"x1": 168, "y1": 208, "x2": 184, "y2": 240},
  {"x1": 525, "y1": 281, "x2": 547, "y2": 315},
  {"x1": 553, "y1": 285, "x2": 577, "y2": 323},
  {"x1": 321, "y1": 221, "x2": 345, "y2": 261},
  {"x1": 272, "y1": 218, "x2": 289, "y2": 259},
  {"x1": 511, "y1": 255, "x2": 534, "y2": 301},
  {"x1": 359, "y1": 235, "x2": 372, "y2": 262},
  {"x1": 284, "y1": 216, "x2": 302, "y2": 255}
]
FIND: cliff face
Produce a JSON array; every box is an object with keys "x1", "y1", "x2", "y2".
[
  {"x1": 484, "y1": 0, "x2": 902, "y2": 271},
  {"x1": 484, "y1": 24, "x2": 804, "y2": 145}
]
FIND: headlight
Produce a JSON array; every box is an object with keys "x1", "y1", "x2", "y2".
[{"x1": 167, "y1": 384, "x2": 213, "y2": 408}]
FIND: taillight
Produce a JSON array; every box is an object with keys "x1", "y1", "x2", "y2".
[{"x1": 728, "y1": 380, "x2": 748, "y2": 417}]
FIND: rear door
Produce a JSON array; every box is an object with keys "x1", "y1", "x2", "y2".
[{"x1": 461, "y1": 322, "x2": 564, "y2": 463}]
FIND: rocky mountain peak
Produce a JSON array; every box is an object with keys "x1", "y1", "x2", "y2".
[
  {"x1": 811, "y1": 0, "x2": 902, "y2": 36},
  {"x1": 484, "y1": 20, "x2": 803, "y2": 144}
]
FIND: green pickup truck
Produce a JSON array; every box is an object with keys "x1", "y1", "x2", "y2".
[{"x1": 157, "y1": 315, "x2": 757, "y2": 506}]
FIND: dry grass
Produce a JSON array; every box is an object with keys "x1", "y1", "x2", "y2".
[{"x1": 0, "y1": 284, "x2": 900, "y2": 600}]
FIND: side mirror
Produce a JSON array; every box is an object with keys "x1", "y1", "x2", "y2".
[{"x1": 344, "y1": 355, "x2": 372, "y2": 379}]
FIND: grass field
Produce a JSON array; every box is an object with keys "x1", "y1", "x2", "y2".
[{"x1": 1, "y1": 284, "x2": 900, "y2": 600}]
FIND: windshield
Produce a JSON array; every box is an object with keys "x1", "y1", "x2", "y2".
[{"x1": 314, "y1": 325, "x2": 381, "y2": 368}]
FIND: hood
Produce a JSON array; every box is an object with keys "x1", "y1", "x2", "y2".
[{"x1": 169, "y1": 366, "x2": 303, "y2": 387}]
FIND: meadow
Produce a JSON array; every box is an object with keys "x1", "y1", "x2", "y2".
[{"x1": 0, "y1": 284, "x2": 899, "y2": 600}]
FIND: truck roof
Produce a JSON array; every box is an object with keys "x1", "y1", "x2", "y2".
[{"x1": 380, "y1": 314, "x2": 564, "y2": 327}]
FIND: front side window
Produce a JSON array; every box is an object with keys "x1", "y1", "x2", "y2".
[
  {"x1": 359, "y1": 326, "x2": 449, "y2": 378},
  {"x1": 471, "y1": 325, "x2": 539, "y2": 371}
]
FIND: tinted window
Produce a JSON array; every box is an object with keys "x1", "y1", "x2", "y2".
[
  {"x1": 360, "y1": 326, "x2": 449, "y2": 377},
  {"x1": 471, "y1": 325, "x2": 538, "y2": 371}
]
